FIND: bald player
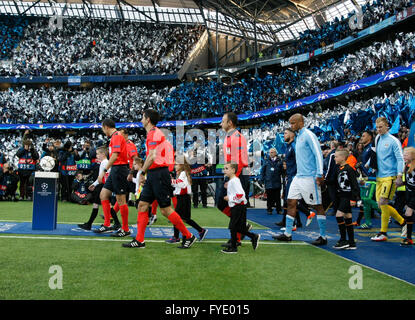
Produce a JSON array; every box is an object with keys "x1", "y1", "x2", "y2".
[{"x1": 273, "y1": 114, "x2": 327, "y2": 245}]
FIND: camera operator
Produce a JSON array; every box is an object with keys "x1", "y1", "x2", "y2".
[
  {"x1": 77, "y1": 139, "x2": 98, "y2": 178},
  {"x1": 58, "y1": 140, "x2": 80, "y2": 202},
  {"x1": 70, "y1": 171, "x2": 92, "y2": 205},
  {"x1": 0, "y1": 162, "x2": 19, "y2": 201}
]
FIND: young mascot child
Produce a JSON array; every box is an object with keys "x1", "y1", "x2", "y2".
[
  {"x1": 78, "y1": 147, "x2": 115, "y2": 230},
  {"x1": 166, "y1": 159, "x2": 208, "y2": 244},
  {"x1": 333, "y1": 149, "x2": 360, "y2": 250},
  {"x1": 222, "y1": 162, "x2": 260, "y2": 254}
]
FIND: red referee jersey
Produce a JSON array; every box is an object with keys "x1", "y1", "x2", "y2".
[
  {"x1": 223, "y1": 129, "x2": 248, "y2": 176},
  {"x1": 146, "y1": 127, "x2": 174, "y2": 170},
  {"x1": 109, "y1": 131, "x2": 128, "y2": 166},
  {"x1": 126, "y1": 139, "x2": 138, "y2": 169}
]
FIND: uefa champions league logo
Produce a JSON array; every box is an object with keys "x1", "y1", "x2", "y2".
[
  {"x1": 347, "y1": 84, "x2": 360, "y2": 92},
  {"x1": 317, "y1": 93, "x2": 329, "y2": 101},
  {"x1": 41, "y1": 183, "x2": 48, "y2": 191},
  {"x1": 383, "y1": 71, "x2": 400, "y2": 81}
]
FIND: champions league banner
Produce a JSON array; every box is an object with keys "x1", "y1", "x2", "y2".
[{"x1": 1, "y1": 61, "x2": 413, "y2": 131}]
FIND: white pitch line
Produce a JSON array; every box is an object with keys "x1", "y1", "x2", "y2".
[
  {"x1": 307, "y1": 243, "x2": 415, "y2": 288},
  {"x1": 0, "y1": 220, "x2": 267, "y2": 230},
  {"x1": 0, "y1": 234, "x2": 308, "y2": 245}
]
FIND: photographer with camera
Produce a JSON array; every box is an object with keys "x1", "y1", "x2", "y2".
[
  {"x1": 58, "y1": 140, "x2": 80, "y2": 202},
  {"x1": 15, "y1": 138, "x2": 39, "y2": 200},
  {"x1": 0, "y1": 162, "x2": 19, "y2": 201},
  {"x1": 77, "y1": 139, "x2": 98, "y2": 177},
  {"x1": 71, "y1": 171, "x2": 92, "y2": 205}
]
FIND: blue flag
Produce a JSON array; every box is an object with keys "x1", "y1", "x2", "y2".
[{"x1": 389, "y1": 115, "x2": 400, "y2": 135}]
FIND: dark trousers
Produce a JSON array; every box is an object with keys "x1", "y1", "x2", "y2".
[
  {"x1": 60, "y1": 175, "x2": 74, "y2": 201},
  {"x1": 326, "y1": 181, "x2": 337, "y2": 214},
  {"x1": 229, "y1": 204, "x2": 255, "y2": 248},
  {"x1": 215, "y1": 177, "x2": 224, "y2": 207},
  {"x1": 174, "y1": 194, "x2": 203, "y2": 238},
  {"x1": 192, "y1": 178, "x2": 207, "y2": 207},
  {"x1": 239, "y1": 174, "x2": 250, "y2": 206},
  {"x1": 18, "y1": 174, "x2": 31, "y2": 199},
  {"x1": 266, "y1": 188, "x2": 281, "y2": 213},
  {"x1": 393, "y1": 191, "x2": 406, "y2": 217}
]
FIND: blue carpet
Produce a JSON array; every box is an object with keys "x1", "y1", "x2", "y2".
[{"x1": 247, "y1": 208, "x2": 415, "y2": 286}]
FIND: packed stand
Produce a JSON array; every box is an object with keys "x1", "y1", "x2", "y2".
[
  {"x1": 0, "y1": 85, "x2": 170, "y2": 124},
  {"x1": 0, "y1": 17, "x2": 204, "y2": 76},
  {"x1": 165, "y1": 30, "x2": 415, "y2": 119},
  {"x1": 295, "y1": 0, "x2": 414, "y2": 55}
]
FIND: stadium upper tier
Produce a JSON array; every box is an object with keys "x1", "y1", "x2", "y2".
[
  {"x1": 5, "y1": 26, "x2": 412, "y2": 125},
  {"x1": 0, "y1": 16, "x2": 204, "y2": 76}
]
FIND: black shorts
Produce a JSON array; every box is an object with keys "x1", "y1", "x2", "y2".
[
  {"x1": 91, "y1": 184, "x2": 104, "y2": 204},
  {"x1": 406, "y1": 191, "x2": 415, "y2": 210},
  {"x1": 103, "y1": 165, "x2": 129, "y2": 195},
  {"x1": 175, "y1": 194, "x2": 191, "y2": 220},
  {"x1": 229, "y1": 204, "x2": 247, "y2": 232},
  {"x1": 139, "y1": 167, "x2": 173, "y2": 208},
  {"x1": 333, "y1": 195, "x2": 352, "y2": 214}
]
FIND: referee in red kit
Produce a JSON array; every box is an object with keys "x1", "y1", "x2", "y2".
[
  {"x1": 94, "y1": 119, "x2": 130, "y2": 237},
  {"x1": 218, "y1": 112, "x2": 251, "y2": 248},
  {"x1": 123, "y1": 109, "x2": 196, "y2": 249}
]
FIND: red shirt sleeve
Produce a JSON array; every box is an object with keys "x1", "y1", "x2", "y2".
[{"x1": 111, "y1": 134, "x2": 124, "y2": 154}]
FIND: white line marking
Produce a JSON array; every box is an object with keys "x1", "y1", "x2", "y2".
[
  {"x1": 307, "y1": 243, "x2": 415, "y2": 287},
  {"x1": 0, "y1": 234, "x2": 307, "y2": 245},
  {"x1": 0, "y1": 220, "x2": 268, "y2": 230}
]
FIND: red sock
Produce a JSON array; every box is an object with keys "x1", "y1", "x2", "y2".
[
  {"x1": 168, "y1": 211, "x2": 192, "y2": 239},
  {"x1": 151, "y1": 201, "x2": 158, "y2": 215},
  {"x1": 237, "y1": 233, "x2": 241, "y2": 242},
  {"x1": 136, "y1": 211, "x2": 149, "y2": 243},
  {"x1": 101, "y1": 199, "x2": 111, "y2": 227},
  {"x1": 120, "y1": 204, "x2": 129, "y2": 231},
  {"x1": 171, "y1": 197, "x2": 177, "y2": 209},
  {"x1": 113, "y1": 202, "x2": 120, "y2": 213}
]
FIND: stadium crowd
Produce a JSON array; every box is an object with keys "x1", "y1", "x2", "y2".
[
  {"x1": 267, "y1": 0, "x2": 414, "y2": 58},
  {"x1": 0, "y1": 83, "x2": 412, "y2": 204},
  {"x1": 0, "y1": 17, "x2": 204, "y2": 76},
  {"x1": 1, "y1": 27, "x2": 413, "y2": 124}
]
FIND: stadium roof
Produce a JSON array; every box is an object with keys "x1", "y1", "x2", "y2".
[{"x1": 0, "y1": 0, "x2": 369, "y2": 44}]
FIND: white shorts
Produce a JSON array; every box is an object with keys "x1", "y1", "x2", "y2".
[{"x1": 287, "y1": 176, "x2": 322, "y2": 205}]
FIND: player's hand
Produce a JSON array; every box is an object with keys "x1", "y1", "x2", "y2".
[
  {"x1": 350, "y1": 200, "x2": 357, "y2": 207},
  {"x1": 88, "y1": 184, "x2": 95, "y2": 191},
  {"x1": 395, "y1": 175, "x2": 403, "y2": 187},
  {"x1": 127, "y1": 173, "x2": 133, "y2": 182},
  {"x1": 224, "y1": 196, "x2": 229, "y2": 201},
  {"x1": 316, "y1": 177, "x2": 324, "y2": 186},
  {"x1": 224, "y1": 182, "x2": 228, "y2": 189},
  {"x1": 139, "y1": 174, "x2": 146, "y2": 186}
]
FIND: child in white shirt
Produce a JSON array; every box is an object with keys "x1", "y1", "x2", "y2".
[
  {"x1": 166, "y1": 160, "x2": 208, "y2": 243},
  {"x1": 222, "y1": 162, "x2": 260, "y2": 254}
]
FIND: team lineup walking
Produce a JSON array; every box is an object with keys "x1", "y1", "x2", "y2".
[
  {"x1": 1, "y1": 0, "x2": 415, "y2": 301},
  {"x1": 59, "y1": 109, "x2": 413, "y2": 252}
]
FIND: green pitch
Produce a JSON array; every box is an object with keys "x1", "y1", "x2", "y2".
[{"x1": 1, "y1": 201, "x2": 415, "y2": 300}]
